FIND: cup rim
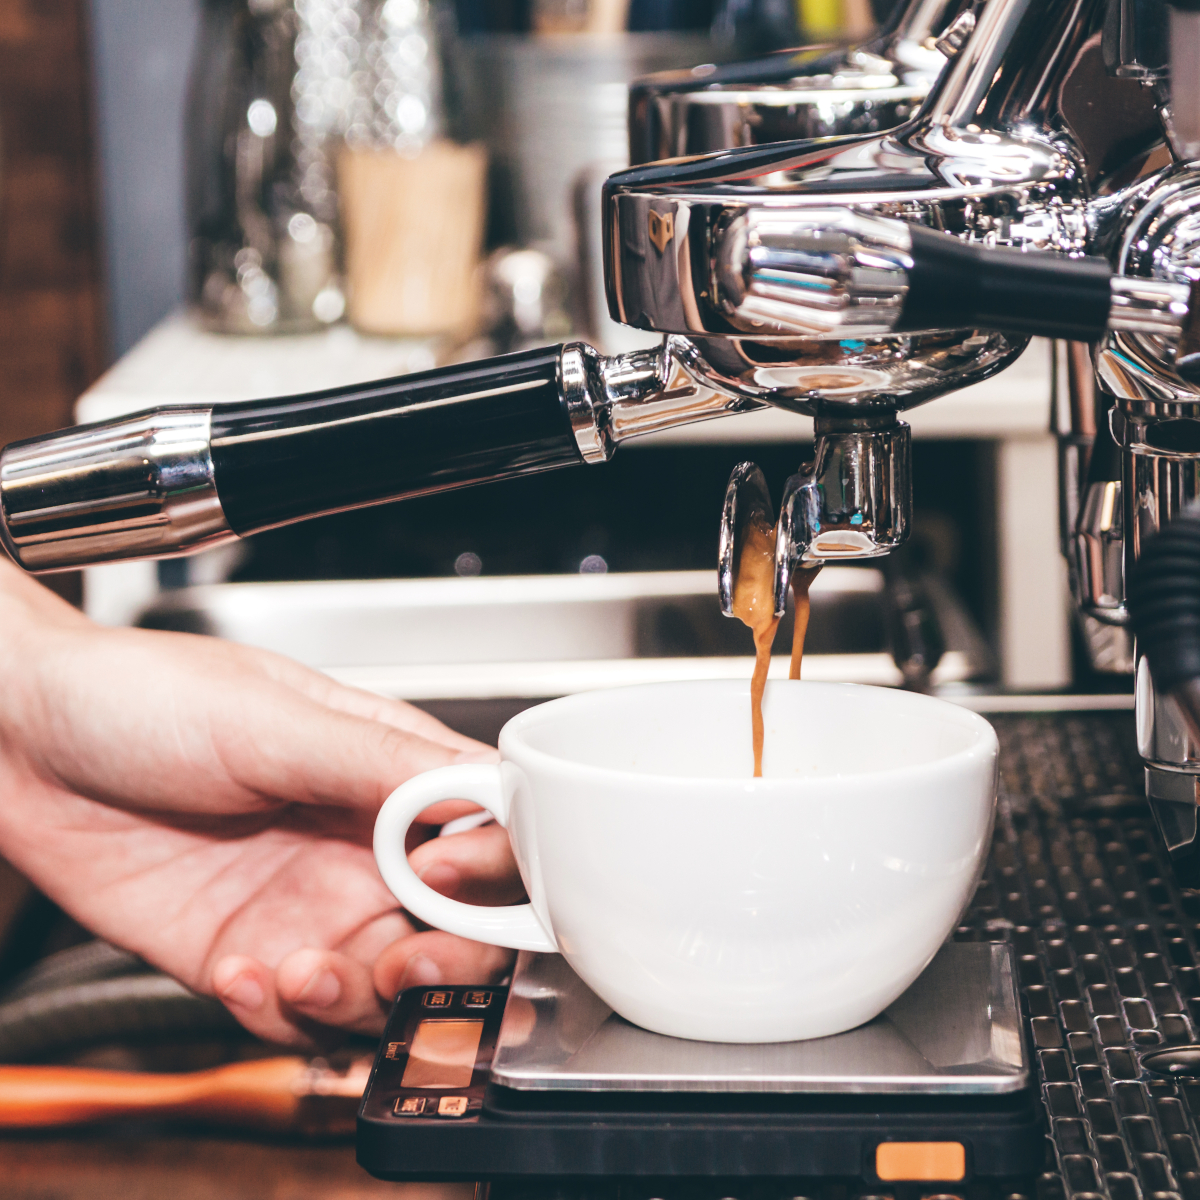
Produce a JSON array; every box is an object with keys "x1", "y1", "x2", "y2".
[{"x1": 497, "y1": 679, "x2": 998, "y2": 788}]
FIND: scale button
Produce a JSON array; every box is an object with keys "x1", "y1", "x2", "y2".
[
  {"x1": 423, "y1": 990, "x2": 453, "y2": 1008},
  {"x1": 394, "y1": 1097, "x2": 427, "y2": 1116},
  {"x1": 462, "y1": 991, "x2": 492, "y2": 1008},
  {"x1": 437, "y1": 1096, "x2": 470, "y2": 1117},
  {"x1": 875, "y1": 1141, "x2": 966, "y2": 1182}
]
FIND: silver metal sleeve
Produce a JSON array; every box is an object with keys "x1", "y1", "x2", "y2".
[
  {"x1": 560, "y1": 344, "x2": 613, "y2": 464},
  {"x1": 0, "y1": 408, "x2": 234, "y2": 572},
  {"x1": 1108, "y1": 276, "x2": 1191, "y2": 339},
  {"x1": 563, "y1": 338, "x2": 769, "y2": 462}
]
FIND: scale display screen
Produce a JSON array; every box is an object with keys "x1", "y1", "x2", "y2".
[{"x1": 400, "y1": 1019, "x2": 485, "y2": 1088}]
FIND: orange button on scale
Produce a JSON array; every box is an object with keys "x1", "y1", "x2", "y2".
[{"x1": 875, "y1": 1142, "x2": 966, "y2": 1182}]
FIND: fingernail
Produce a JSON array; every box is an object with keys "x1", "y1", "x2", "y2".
[
  {"x1": 454, "y1": 748, "x2": 500, "y2": 764},
  {"x1": 398, "y1": 954, "x2": 442, "y2": 991},
  {"x1": 297, "y1": 968, "x2": 341, "y2": 1009},
  {"x1": 418, "y1": 862, "x2": 461, "y2": 896},
  {"x1": 219, "y1": 973, "x2": 264, "y2": 1011}
]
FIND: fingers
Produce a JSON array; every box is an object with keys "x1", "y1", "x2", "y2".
[
  {"x1": 373, "y1": 931, "x2": 516, "y2": 1003},
  {"x1": 8, "y1": 626, "x2": 481, "y2": 819},
  {"x1": 212, "y1": 954, "x2": 315, "y2": 1046},
  {"x1": 247, "y1": 650, "x2": 493, "y2": 755},
  {"x1": 208, "y1": 694, "x2": 474, "y2": 815},
  {"x1": 10, "y1": 613, "x2": 499, "y2": 822},
  {"x1": 320, "y1": 688, "x2": 493, "y2": 756},
  {"x1": 213, "y1": 949, "x2": 391, "y2": 1043},
  {"x1": 213, "y1": 936, "x2": 513, "y2": 1042},
  {"x1": 409, "y1": 823, "x2": 526, "y2": 905},
  {"x1": 275, "y1": 947, "x2": 389, "y2": 1036}
]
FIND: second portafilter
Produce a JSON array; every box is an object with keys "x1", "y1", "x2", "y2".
[{"x1": 715, "y1": 215, "x2": 1196, "y2": 619}]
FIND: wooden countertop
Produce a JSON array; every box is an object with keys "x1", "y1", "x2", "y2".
[{"x1": 0, "y1": 1132, "x2": 474, "y2": 1200}]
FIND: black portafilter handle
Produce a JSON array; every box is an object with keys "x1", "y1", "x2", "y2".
[
  {"x1": 895, "y1": 227, "x2": 1200, "y2": 366},
  {"x1": 1128, "y1": 513, "x2": 1200, "y2": 732},
  {"x1": 896, "y1": 227, "x2": 1115, "y2": 341},
  {"x1": 209, "y1": 346, "x2": 581, "y2": 536},
  {"x1": 0, "y1": 344, "x2": 597, "y2": 572}
]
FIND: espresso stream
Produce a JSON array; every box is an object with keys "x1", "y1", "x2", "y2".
[{"x1": 731, "y1": 517, "x2": 820, "y2": 776}]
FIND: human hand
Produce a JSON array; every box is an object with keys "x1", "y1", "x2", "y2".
[{"x1": 0, "y1": 561, "x2": 523, "y2": 1045}]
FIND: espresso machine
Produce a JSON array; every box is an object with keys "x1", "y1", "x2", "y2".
[
  {"x1": 10, "y1": 1, "x2": 1200, "y2": 1191},
  {"x1": 5, "y1": 0, "x2": 1200, "y2": 865}
]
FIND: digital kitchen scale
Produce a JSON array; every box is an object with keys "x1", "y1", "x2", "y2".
[{"x1": 357, "y1": 941, "x2": 1043, "y2": 1185}]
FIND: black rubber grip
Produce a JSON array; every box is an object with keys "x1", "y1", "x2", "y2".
[
  {"x1": 1128, "y1": 513, "x2": 1200, "y2": 695},
  {"x1": 210, "y1": 345, "x2": 582, "y2": 537},
  {"x1": 896, "y1": 226, "x2": 1114, "y2": 340}
]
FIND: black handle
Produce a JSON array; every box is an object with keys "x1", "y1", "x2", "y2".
[
  {"x1": 896, "y1": 226, "x2": 1114, "y2": 341},
  {"x1": 1127, "y1": 513, "x2": 1200, "y2": 886},
  {"x1": 210, "y1": 345, "x2": 582, "y2": 537},
  {"x1": 1128, "y1": 512, "x2": 1200, "y2": 697}
]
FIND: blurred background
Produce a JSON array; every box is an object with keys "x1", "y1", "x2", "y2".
[{"x1": 0, "y1": 1, "x2": 1084, "y2": 1191}]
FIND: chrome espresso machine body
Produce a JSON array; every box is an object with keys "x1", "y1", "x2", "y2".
[{"x1": 7, "y1": 0, "x2": 1200, "y2": 879}]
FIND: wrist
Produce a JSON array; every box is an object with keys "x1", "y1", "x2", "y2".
[{"x1": 0, "y1": 559, "x2": 88, "y2": 720}]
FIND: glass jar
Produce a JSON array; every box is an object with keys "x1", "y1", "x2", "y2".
[{"x1": 186, "y1": 0, "x2": 349, "y2": 333}]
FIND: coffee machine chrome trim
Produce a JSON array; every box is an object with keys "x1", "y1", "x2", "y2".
[{"x1": 626, "y1": 0, "x2": 966, "y2": 167}]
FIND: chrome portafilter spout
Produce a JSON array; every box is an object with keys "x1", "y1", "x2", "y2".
[
  {"x1": 718, "y1": 462, "x2": 780, "y2": 617},
  {"x1": 719, "y1": 418, "x2": 912, "y2": 619}
]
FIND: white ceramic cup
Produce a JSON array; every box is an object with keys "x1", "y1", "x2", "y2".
[{"x1": 373, "y1": 680, "x2": 998, "y2": 1043}]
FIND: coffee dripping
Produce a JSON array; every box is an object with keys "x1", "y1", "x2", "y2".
[
  {"x1": 726, "y1": 472, "x2": 821, "y2": 777},
  {"x1": 9, "y1": 0, "x2": 1200, "y2": 873}
]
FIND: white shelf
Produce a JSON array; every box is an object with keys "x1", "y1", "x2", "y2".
[
  {"x1": 77, "y1": 312, "x2": 1054, "y2": 443},
  {"x1": 76, "y1": 313, "x2": 442, "y2": 425}
]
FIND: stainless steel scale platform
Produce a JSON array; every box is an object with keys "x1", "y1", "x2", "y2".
[{"x1": 489, "y1": 944, "x2": 1026, "y2": 1096}]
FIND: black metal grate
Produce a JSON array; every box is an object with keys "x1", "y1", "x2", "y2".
[{"x1": 960, "y1": 711, "x2": 1200, "y2": 1200}]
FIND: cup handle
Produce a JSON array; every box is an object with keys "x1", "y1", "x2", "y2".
[{"x1": 373, "y1": 764, "x2": 558, "y2": 953}]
